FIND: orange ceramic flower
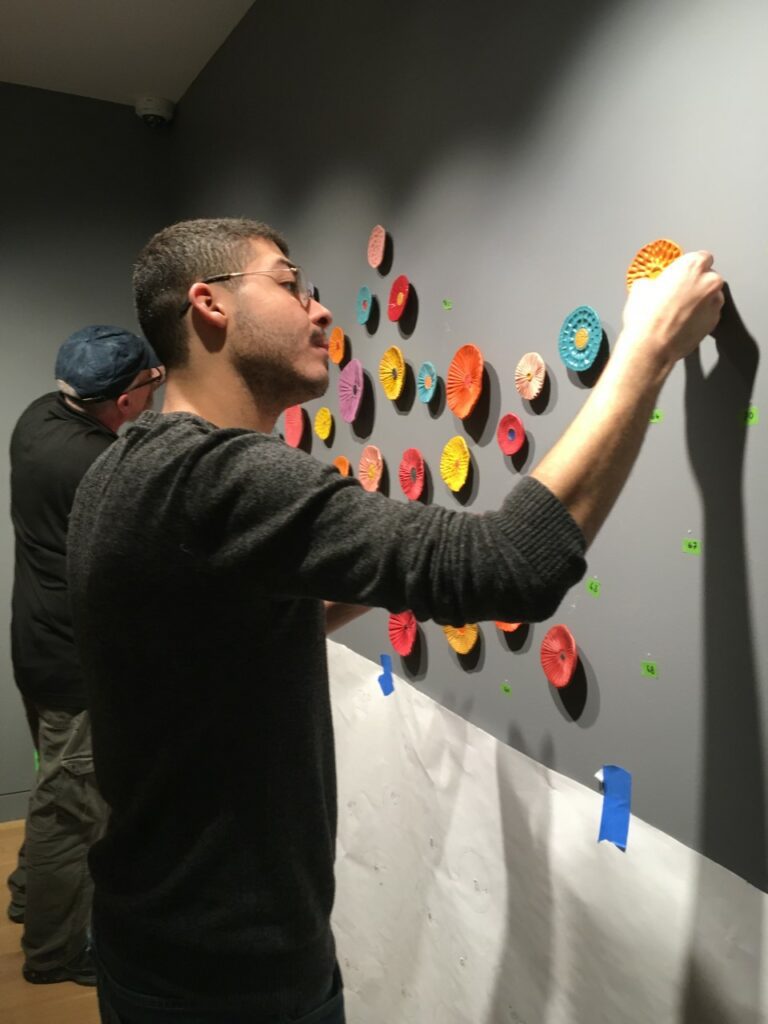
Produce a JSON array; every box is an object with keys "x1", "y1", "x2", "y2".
[
  {"x1": 626, "y1": 239, "x2": 683, "y2": 290},
  {"x1": 379, "y1": 346, "x2": 405, "y2": 400},
  {"x1": 332, "y1": 455, "x2": 351, "y2": 476},
  {"x1": 358, "y1": 445, "x2": 383, "y2": 492},
  {"x1": 443, "y1": 623, "x2": 479, "y2": 655},
  {"x1": 446, "y1": 344, "x2": 484, "y2": 419},
  {"x1": 328, "y1": 327, "x2": 345, "y2": 365},
  {"x1": 514, "y1": 352, "x2": 546, "y2": 401},
  {"x1": 495, "y1": 621, "x2": 522, "y2": 633},
  {"x1": 540, "y1": 624, "x2": 578, "y2": 688},
  {"x1": 314, "y1": 407, "x2": 333, "y2": 441},
  {"x1": 440, "y1": 435, "x2": 470, "y2": 492}
]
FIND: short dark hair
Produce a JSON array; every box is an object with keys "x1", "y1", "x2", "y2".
[{"x1": 132, "y1": 218, "x2": 289, "y2": 368}]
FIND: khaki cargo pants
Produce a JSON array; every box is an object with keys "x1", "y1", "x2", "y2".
[{"x1": 7, "y1": 704, "x2": 108, "y2": 970}]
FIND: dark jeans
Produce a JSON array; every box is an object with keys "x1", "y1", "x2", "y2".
[{"x1": 95, "y1": 953, "x2": 346, "y2": 1024}]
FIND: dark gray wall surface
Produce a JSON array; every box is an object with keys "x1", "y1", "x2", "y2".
[
  {"x1": 0, "y1": 82, "x2": 174, "y2": 818},
  {"x1": 171, "y1": 0, "x2": 767, "y2": 893},
  {"x1": 2, "y1": 0, "x2": 766, "y2": 900}
]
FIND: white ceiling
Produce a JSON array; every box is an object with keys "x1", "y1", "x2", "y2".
[{"x1": 0, "y1": 0, "x2": 255, "y2": 106}]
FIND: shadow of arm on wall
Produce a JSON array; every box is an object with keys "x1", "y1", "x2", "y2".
[
  {"x1": 683, "y1": 283, "x2": 765, "y2": 890},
  {"x1": 681, "y1": 288, "x2": 765, "y2": 1023}
]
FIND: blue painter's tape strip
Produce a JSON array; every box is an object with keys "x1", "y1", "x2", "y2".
[
  {"x1": 598, "y1": 764, "x2": 632, "y2": 851},
  {"x1": 378, "y1": 654, "x2": 394, "y2": 696}
]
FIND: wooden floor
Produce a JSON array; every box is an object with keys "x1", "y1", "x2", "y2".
[{"x1": 0, "y1": 819, "x2": 100, "y2": 1023}]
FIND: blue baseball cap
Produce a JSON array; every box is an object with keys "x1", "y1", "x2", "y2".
[{"x1": 55, "y1": 325, "x2": 162, "y2": 401}]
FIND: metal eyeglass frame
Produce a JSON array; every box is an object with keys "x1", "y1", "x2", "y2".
[{"x1": 177, "y1": 265, "x2": 315, "y2": 318}]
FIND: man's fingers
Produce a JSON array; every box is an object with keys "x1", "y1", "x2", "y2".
[{"x1": 690, "y1": 249, "x2": 715, "y2": 272}]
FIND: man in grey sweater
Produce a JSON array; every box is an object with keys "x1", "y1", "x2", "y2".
[{"x1": 67, "y1": 218, "x2": 723, "y2": 1024}]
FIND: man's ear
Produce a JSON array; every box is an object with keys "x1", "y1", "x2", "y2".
[
  {"x1": 188, "y1": 282, "x2": 229, "y2": 328},
  {"x1": 114, "y1": 393, "x2": 130, "y2": 419}
]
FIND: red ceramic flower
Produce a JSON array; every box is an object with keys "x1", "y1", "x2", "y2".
[
  {"x1": 540, "y1": 624, "x2": 578, "y2": 688},
  {"x1": 388, "y1": 611, "x2": 417, "y2": 655},
  {"x1": 496, "y1": 413, "x2": 526, "y2": 456},
  {"x1": 388, "y1": 275, "x2": 410, "y2": 321},
  {"x1": 398, "y1": 448, "x2": 425, "y2": 500},
  {"x1": 283, "y1": 406, "x2": 304, "y2": 448}
]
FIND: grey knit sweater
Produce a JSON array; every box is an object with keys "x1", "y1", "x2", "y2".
[{"x1": 67, "y1": 411, "x2": 585, "y2": 1016}]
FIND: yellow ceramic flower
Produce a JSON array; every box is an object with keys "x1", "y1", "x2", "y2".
[
  {"x1": 379, "y1": 346, "x2": 405, "y2": 400},
  {"x1": 440, "y1": 435, "x2": 470, "y2": 492},
  {"x1": 443, "y1": 623, "x2": 479, "y2": 655},
  {"x1": 314, "y1": 406, "x2": 333, "y2": 440}
]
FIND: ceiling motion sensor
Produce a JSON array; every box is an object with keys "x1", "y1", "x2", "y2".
[{"x1": 134, "y1": 96, "x2": 175, "y2": 127}]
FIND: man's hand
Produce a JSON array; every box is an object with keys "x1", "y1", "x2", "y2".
[
  {"x1": 621, "y1": 251, "x2": 724, "y2": 370},
  {"x1": 532, "y1": 249, "x2": 724, "y2": 545}
]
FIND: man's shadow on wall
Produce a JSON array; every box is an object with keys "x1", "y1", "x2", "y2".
[{"x1": 681, "y1": 284, "x2": 765, "y2": 1022}]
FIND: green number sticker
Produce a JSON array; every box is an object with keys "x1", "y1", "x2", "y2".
[
  {"x1": 642, "y1": 661, "x2": 659, "y2": 679},
  {"x1": 586, "y1": 579, "x2": 601, "y2": 597},
  {"x1": 500, "y1": 683, "x2": 512, "y2": 696},
  {"x1": 682, "y1": 538, "x2": 702, "y2": 555},
  {"x1": 442, "y1": 299, "x2": 454, "y2": 311},
  {"x1": 744, "y1": 406, "x2": 759, "y2": 426},
  {"x1": 650, "y1": 409, "x2": 664, "y2": 424}
]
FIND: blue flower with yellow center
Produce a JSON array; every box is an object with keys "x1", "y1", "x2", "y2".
[{"x1": 558, "y1": 305, "x2": 602, "y2": 371}]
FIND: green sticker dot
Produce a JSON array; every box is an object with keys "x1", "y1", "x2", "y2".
[
  {"x1": 500, "y1": 683, "x2": 512, "y2": 696},
  {"x1": 744, "y1": 405, "x2": 759, "y2": 426},
  {"x1": 642, "y1": 661, "x2": 659, "y2": 679},
  {"x1": 586, "y1": 579, "x2": 601, "y2": 597},
  {"x1": 650, "y1": 409, "x2": 664, "y2": 424},
  {"x1": 442, "y1": 299, "x2": 454, "y2": 311},
  {"x1": 34, "y1": 750, "x2": 40, "y2": 772},
  {"x1": 682, "y1": 538, "x2": 702, "y2": 555}
]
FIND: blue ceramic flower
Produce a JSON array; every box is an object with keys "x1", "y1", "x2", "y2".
[
  {"x1": 416, "y1": 361, "x2": 438, "y2": 403},
  {"x1": 558, "y1": 305, "x2": 602, "y2": 371},
  {"x1": 356, "y1": 285, "x2": 373, "y2": 325}
]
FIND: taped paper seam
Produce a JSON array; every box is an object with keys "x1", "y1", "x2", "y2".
[{"x1": 328, "y1": 641, "x2": 767, "y2": 1024}]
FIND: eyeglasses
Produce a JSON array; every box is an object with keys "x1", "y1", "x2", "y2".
[
  {"x1": 178, "y1": 265, "x2": 315, "y2": 318},
  {"x1": 123, "y1": 366, "x2": 166, "y2": 395},
  {"x1": 76, "y1": 366, "x2": 166, "y2": 404}
]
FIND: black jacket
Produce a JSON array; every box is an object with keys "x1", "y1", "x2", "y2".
[{"x1": 10, "y1": 392, "x2": 115, "y2": 709}]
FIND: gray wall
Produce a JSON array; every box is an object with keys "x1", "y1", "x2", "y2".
[
  {"x1": 0, "y1": 82, "x2": 174, "y2": 818},
  {"x1": 2, "y1": 0, "x2": 766, "y2": 895},
  {"x1": 171, "y1": 0, "x2": 768, "y2": 891}
]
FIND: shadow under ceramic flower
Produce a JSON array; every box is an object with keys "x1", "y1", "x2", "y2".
[
  {"x1": 364, "y1": 296, "x2": 381, "y2": 336},
  {"x1": 498, "y1": 623, "x2": 531, "y2": 653},
  {"x1": 394, "y1": 362, "x2": 416, "y2": 413},
  {"x1": 397, "y1": 285, "x2": 419, "y2": 338},
  {"x1": 566, "y1": 330, "x2": 610, "y2": 390},
  {"x1": 399, "y1": 626, "x2": 428, "y2": 681},
  {"x1": 463, "y1": 366, "x2": 493, "y2": 443},
  {"x1": 376, "y1": 233, "x2": 394, "y2": 277},
  {"x1": 524, "y1": 365, "x2": 555, "y2": 415},
  {"x1": 351, "y1": 371, "x2": 376, "y2": 439}
]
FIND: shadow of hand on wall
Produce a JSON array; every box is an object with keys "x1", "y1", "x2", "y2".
[{"x1": 681, "y1": 284, "x2": 765, "y2": 1021}]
